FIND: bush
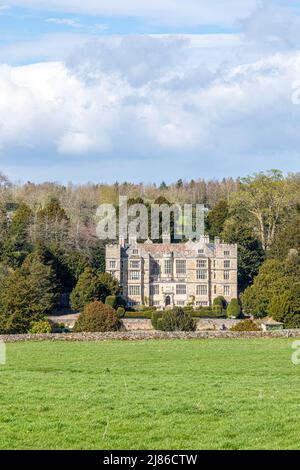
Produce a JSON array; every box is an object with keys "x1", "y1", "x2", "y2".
[
  {"x1": 227, "y1": 299, "x2": 241, "y2": 318},
  {"x1": 29, "y1": 321, "x2": 52, "y2": 334},
  {"x1": 74, "y1": 301, "x2": 121, "y2": 332},
  {"x1": 192, "y1": 308, "x2": 226, "y2": 319},
  {"x1": 125, "y1": 310, "x2": 157, "y2": 319},
  {"x1": 116, "y1": 307, "x2": 126, "y2": 318},
  {"x1": 151, "y1": 311, "x2": 163, "y2": 329},
  {"x1": 105, "y1": 295, "x2": 126, "y2": 310},
  {"x1": 230, "y1": 319, "x2": 261, "y2": 332},
  {"x1": 213, "y1": 296, "x2": 227, "y2": 314},
  {"x1": 105, "y1": 295, "x2": 117, "y2": 309},
  {"x1": 157, "y1": 308, "x2": 196, "y2": 332},
  {"x1": 50, "y1": 322, "x2": 68, "y2": 333}
]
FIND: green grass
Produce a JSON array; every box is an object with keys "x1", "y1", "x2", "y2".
[{"x1": 1, "y1": 338, "x2": 300, "y2": 450}]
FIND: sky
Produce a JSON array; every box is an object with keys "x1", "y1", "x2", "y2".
[{"x1": 0, "y1": 0, "x2": 300, "y2": 183}]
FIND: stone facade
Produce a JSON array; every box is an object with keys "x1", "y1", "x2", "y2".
[{"x1": 106, "y1": 236, "x2": 238, "y2": 309}]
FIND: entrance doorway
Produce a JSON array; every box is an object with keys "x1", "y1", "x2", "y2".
[{"x1": 165, "y1": 295, "x2": 171, "y2": 307}]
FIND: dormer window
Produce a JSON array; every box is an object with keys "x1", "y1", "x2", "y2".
[
  {"x1": 198, "y1": 249, "x2": 204, "y2": 254},
  {"x1": 133, "y1": 249, "x2": 139, "y2": 255}
]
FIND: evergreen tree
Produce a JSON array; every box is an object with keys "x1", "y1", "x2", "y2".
[
  {"x1": 206, "y1": 199, "x2": 229, "y2": 238},
  {"x1": 0, "y1": 253, "x2": 59, "y2": 333},
  {"x1": 227, "y1": 299, "x2": 241, "y2": 318},
  {"x1": 70, "y1": 267, "x2": 107, "y2": 311}
]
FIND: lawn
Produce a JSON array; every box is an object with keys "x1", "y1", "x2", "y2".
[{"x1": 0, "y1": 338, "x2": 300, "y2": 450}]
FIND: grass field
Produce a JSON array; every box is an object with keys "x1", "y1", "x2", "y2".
[{"x1": 1, "y1": 338, "x2": 300, "y2": 450}]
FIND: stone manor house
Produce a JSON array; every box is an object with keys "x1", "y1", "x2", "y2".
[{"x1": 106, "y1": 235, "x2": 238, "y2": 309}]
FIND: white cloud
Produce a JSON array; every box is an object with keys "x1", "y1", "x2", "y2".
[
  {"x1": 0, "y1": 36, "x2": 300, "y2": 171},
  {"x1": 46, "y1": 18, "x2": 83, "y2": 28},
  {"x1": 5, "y1": 0, "x2": 259, "y2": 26}
]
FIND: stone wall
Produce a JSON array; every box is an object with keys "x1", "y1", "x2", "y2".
[
  {"x1": 123, "y1": 318, "x2": 240, "y2": 331},
  {"x1": 1, "y1": 329, "x2": 300, "y2": 343}
]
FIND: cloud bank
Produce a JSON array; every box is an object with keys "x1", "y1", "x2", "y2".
[{"x1": 1, "y1": 36, "x2": 300, "y2": 177}]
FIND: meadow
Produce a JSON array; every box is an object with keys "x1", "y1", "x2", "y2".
[{"x1": 0, "y1": 338, "x2": 300, "y2": 450}]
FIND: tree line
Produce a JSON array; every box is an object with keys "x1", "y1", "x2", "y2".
[{"x1": 0, "y1": 169, "x2": 300, "y2": 332}]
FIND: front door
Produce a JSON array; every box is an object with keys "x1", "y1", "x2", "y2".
[{"x1": 165, "y1": 295, "x2": 171, "y2": 307}]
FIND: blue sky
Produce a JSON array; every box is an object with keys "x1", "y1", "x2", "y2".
[{"x1": 0, "y1": 1, "x2": 300, "y2": 183}]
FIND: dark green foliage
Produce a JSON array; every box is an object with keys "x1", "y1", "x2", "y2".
[
  {"x1": 105, "y1": 294, "x2": 126, "y2": 311},
  {"x1": 156, "y1": 307, "x2": 196, "y2": 332},
  {"x1": 73, "y1": 301, "x2": 121, "y2": 332},
  {"x1": 213, "y1": 296, "x2": 227, "y2": 314},
  {"x1": 192, "y1": 308, "x2": 226, "y2": 319},
  {"x1": 70, "y1": 267, "x2": 106, "y2": 311},
  {"x1": 268, "y1": 286, "x2": 300, "y2": 327},
  {"x1": 222, "y1": 214, "x2": 265, "y2": 292},
  {"x1": 0, "y1": 253, "x2": 59, "y2": 334},
  {"x1": 227, "y1": 299, "x2": 241, "y2": 318},
  {"x1": 98, "y1": 272, "x2": 121, "y2": 297},
  {"x1": 116, "y1": 307, "x2": 126, "y2": 318},
  {"x1": 269, "y1": 212, "x2": 300, "y2": 260},
  {"x1": 230, "y1": 320, "x2": 261, "y2": 332},
  {"x1": 241, "y1": 256, "x2": 300, "y2": 320},
  {"x1": 151, "y1": 311, "x2": 163, "y2": 329},
  {"x1": 206, "y1": 200, "x2": 229, "y2": 238},
  {"x1": 105, "y1": 295, "x2": 118, "y2": 309}
]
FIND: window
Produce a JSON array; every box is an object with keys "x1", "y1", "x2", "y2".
[
  {"x1": 110, "y1": 271, "x2": 117, "y2": 278},
  {"x1": 213, "y1": 260, "x2": 216, "y2": 268},
  {"x1": 176, "y1": 284, "x2": 187, "y2": 295},
  {"x1": 224, "y1": 260, "x2": 231, "y2": 269},
  {"x1": 130, "y1": 271, "x2": 140, "y2": 280},
  {"x1": 176, "y1": 260, "x2": 186, "y2": 275},
  {"x1": 224, "y1": 270, "x2": 230, "y2": 280},
  {"x1": 109, "y1": 261, "x2": 116, "y2": 269},
  {"x1": 133, "y1": 249, "x2": 139, "y2": 255},
  {"x1": 151, "y1": 260, "x2": 160, "y2": 276},
  {"x1": 153, "y1": 301, "x2": 160, "y2": 307},
  {"x1": 150, "y1": 285, "x2": 159, "y2": 295},
  {"x1": 164, "y1": 259, "x2": 172, "y2": 275},
  {"x1": 214, "y1": 285, "x2": 217, "y2": 295},
  {"x1": 177, "y1": 300, "x2": 185, "y2": 306},
  {"x1": 224, "y1": 285, "x2": 230, "y2": 296},
  {"x1": 130, "y1": 260, "x2": 140, "y2": 269},
  {"x1": 213, "y1": 271, "x2": 216, "y2": 280},
  {"x1": 197, "y1": 259, "x2": 207, "y2": 268},
  {"x1": 129, "y1": 285, "x2": 141, "y2": 296},
  {"x1": 196, "y1": 285, "x2": 207, "y2": 296},
  {"x1": 198, "y1": 249, "x2": 204, "y2": 254},
  {"x1": 196, "y1": 301, "x2": 208, "y2": 307},
  {"x1": 197, "y1": 270, "x2": 207, "y2": 280},
  {"x1": 224, "y1": 250, "x2": 230, "y2": 256}
]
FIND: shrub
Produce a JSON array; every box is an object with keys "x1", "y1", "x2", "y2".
[
  {"x1": 50, "y1": 322, "x2": 68, "y2": 333},
  {"x1": 158, "y1": 308, "x2": 196, "y2": 332},
  {"x1": 151, "y1": 311, "x2": 163, "y2": 329},
  {"x1": 192, "y1": 308, "x2": 226, "y2": 319},
  {"x1": 105, "y1": 295, "x2": 126, "y2": 310},
  {"x1": 105, "y1": 295, "x2": 118, "y2": 309},
  {"x1": 213, "y1": 296, "x2": 227, "y2": 314},
  {"x1": 70, "y1": 268, "x2": 105, "y2": 311},
  {"x1": 29, "y1": 321, "x2": 52, "y2": 334},
  {"x1": 230, "y1": 319, "x2": 261, "y2": 332},
  {"x1": 227, "y1": 299, "x2": 241, "y2": 318},
  {"x1": 73, "y1": 301, "x2": 121, "y2": 332},
  {"x1": 116, "y1": 307, "x2": 126, "y2": 318}
]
